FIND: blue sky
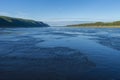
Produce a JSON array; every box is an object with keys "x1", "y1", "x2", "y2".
[{"x1": 0, "y1": 0, "x2": 120, "y2": 21}]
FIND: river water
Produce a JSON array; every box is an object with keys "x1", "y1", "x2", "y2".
[{"x1": 0, "y1": 27, "x2": 120, "y2": 80}]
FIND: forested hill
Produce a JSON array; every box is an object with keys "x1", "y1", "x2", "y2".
[{"x1": 0, "y1": 16, "x2": 49, "y2": 28}]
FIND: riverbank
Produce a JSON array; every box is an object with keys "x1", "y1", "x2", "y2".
[
  {"x1": 68, "y1": 21, "x2": 120, "y2": 28},
  {"x1": 67, "y1": 26, "x2": 120, "y2": 28}
]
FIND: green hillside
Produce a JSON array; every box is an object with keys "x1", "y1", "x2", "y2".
[
  {"x1": 68, "y1": 21, "x2": 120, "y2": 28},
  {"x1": 0, "y1": 16, "x2": 49, "y2": 28}
]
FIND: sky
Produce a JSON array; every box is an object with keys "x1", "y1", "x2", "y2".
[{"x1": 0, "y1": 0, "x2": 120, "y2": 22}]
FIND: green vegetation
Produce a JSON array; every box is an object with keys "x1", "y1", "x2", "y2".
[
  {"x1": 0, "y1": 16, "x2": 49, "y2": 28},
  {"x1": 68, "y1": 21, "x2": 120, "y2": 28}
]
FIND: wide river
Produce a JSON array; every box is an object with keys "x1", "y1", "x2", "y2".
[{"x1": 0, "y1": 27, "x2": 120, "y2": 80}]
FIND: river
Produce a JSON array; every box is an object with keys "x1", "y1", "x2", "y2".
[{"x1": 0, "y1": 27, "x2": 120, "y2": 80}]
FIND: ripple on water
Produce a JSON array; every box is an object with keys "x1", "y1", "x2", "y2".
[{"x1": 0, "y1": 46, "x2": 96, "y2": 80}]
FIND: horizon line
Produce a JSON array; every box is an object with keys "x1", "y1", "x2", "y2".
[{"x1": 1, "y1": 15, "x2": 120, "y2": 22}]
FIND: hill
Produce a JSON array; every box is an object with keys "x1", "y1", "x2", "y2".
[
  {"x1": 68, "y1": 21, "x2": 120, "y2": 28},
  {"x1": 0, "y1": 16, "x2": 49, "y2": 28}
]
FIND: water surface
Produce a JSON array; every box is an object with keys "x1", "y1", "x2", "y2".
[{"x1": 0, "y1": 27, "x2": 120, "y2": 80}]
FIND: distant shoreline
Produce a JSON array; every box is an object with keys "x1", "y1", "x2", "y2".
[
  {"x1": 67, "y1": 21, "x2": 120, "y2": 28},
  {"x1": 67, "y1": 26, "x2": 120, "y2": 28}
]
